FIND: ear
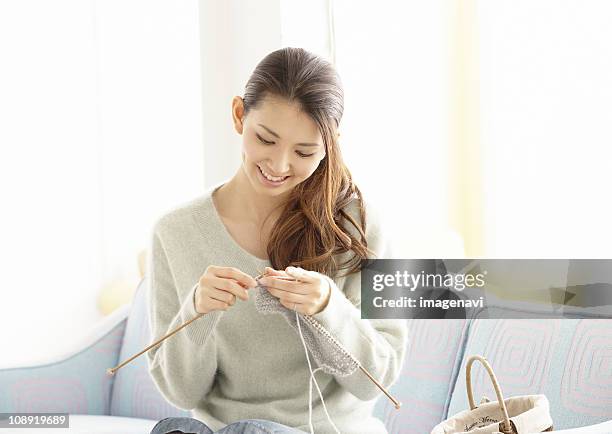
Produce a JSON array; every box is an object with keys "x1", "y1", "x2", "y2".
[{"x1": 232, "y1": 96, "x2": 245, "y2": 134}]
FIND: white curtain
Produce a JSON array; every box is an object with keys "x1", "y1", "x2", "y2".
[{"x1": 0, "y1": 0, "x2": 203, "y2": 367}]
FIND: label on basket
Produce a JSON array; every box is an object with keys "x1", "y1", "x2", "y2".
[{"x1": 466, "y1": 416, "x2": 500, "y2": 431}]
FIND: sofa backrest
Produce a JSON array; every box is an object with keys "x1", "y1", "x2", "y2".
[
  {"x1": 447, "y1": 317, "x2": 612, "y2": 431},
  {"x1": 372, "y1": 319, "x2": 471, "y2": 434},
  {"x1": 0, "y1": 310, "x2": 126, "y2": 415}
]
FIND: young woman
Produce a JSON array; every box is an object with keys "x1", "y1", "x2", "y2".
[{"x1": 147, "y1": 47, "x2": 408, "y2": 434}]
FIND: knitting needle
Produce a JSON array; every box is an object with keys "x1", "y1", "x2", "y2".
[
  {"x1": 106, "y1": 311, "x2": 204, "y2": 376},
  {"x1": 105, "y1": 273, "x2": 288, "y2": 376},
  {"x1": 106, "y1": 270, "x2": 402, "y2": 410}
]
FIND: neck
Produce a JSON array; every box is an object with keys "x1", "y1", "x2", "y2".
[{"x1": 218, "y1": 166, "x2": 289, "y2": 226}]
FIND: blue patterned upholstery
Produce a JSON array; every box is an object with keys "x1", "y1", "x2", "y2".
[
  {"x1": 373, "y1": 319, "x2": 470, "y2": 433},
  {"x1": 447, "y1": 318, "x2": 612, "y2": 432},
  {"x1": 0, "y1": 314, "x2": 125, "y2": 414}
]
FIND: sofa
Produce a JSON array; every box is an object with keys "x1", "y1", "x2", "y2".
[{"x1": 1, "y1": 277, "x2": 611, "y2": 434}]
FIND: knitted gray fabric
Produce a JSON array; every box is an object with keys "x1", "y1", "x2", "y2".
[{"x1": 253, "y1": 280, "x2": 360, "y2": 377}]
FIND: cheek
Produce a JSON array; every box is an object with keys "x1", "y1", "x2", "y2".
[
  {"x1": 242, "y1": 139, "x2": 264, "y2": 162},
  {"x1": 295, "y1": 158, "x2": 323, "y2": 178}
]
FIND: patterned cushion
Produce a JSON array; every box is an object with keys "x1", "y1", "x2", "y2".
[
  {"x1": 0, "y1": 321, "x2": 125, "y2": 414},
  {"x1": 110, "y1": 278, "x2": 190, "y2": 420},
  {"x1": 447, "y1": 318, "x2": 612, "y2": 431},
  {"x1": 373, "y1": 319, "x2": 471, "y2": 434}
]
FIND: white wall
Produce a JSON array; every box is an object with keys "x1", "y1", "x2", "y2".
[
  {"x1": 478, "y1": 0, "x2": 612, "y2": 257},
  {"x1": 332, "y1": 0, "x2": 465, "y2": 258}
]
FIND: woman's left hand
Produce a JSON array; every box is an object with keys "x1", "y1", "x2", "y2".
[{"x1": 258, "y1": 266, "x2": 332, "y2": 315}]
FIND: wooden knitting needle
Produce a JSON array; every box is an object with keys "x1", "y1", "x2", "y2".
[
  {"x1": 106, "y1": 269, "x2": 401, "y2": 410},
  {"x1": 105, "y1": 273, "x2": 294, "y2": 376},
  {"x1": 106, "y1": 310, "x2": 204, "y2": 376}
]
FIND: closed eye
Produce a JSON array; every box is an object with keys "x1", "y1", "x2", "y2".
[
  {"x1": 257, "y1": 133, "x2": 315, "y2": 158},
  {"x1": 256, "y1": 133, "x2": 274, "y2": 145},
  {"x1": 296, "y1": 151, "x2": 315, "y2": 158}
]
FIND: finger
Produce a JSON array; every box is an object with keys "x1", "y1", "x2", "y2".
[
  {"x1": 208, "y1": 298, "x2": 230, "y2": 312},
  {"x1": 284, "y1": 266, "x2": 317, "y2": 283},
  {"x1": 279, "y1": 298, "x2": 302, "y2": 312},
  {"x1": 209, "y1": 287, "x2": 238, "y2": 304},
  {"x1": 210, "y1": 276, "x2": 249, "y2": 301},
  {"x1": 267, "y1": 287, "x2": 309, "y2": 304},
  {"x1": 264, "y1": 266, "x2": 289, "y2": 277},
  {"x1": 259, "y1": 277, "x2": 309, "y2": 294},
  {"x1": 214, "y1": 266, "x2": 258, "y2": 289}
]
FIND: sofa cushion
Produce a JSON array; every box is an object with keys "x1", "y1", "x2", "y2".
[
  {"x1": 372, "y1": 319, "x2": 471, "y2": 434},
  {"x1": 447, "y1": 318, "x2": 612, "y2": 431},
  {"x1": 110, "y1": 278, "x2": 190, "y2": 420}
]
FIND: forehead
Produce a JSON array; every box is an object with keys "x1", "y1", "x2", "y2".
[{"x1": 248, "y1": 94, "x2": 322, "y2": 142}]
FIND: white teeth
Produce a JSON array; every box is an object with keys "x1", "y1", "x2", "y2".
[{"x1": 259, "y1": 165, "x2": 287, "y2": 182}]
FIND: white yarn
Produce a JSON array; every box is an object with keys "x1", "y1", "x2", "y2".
[
  {"x1": 294, "y1": 303, "x2": 341, "y2": 434},
  {"x1": 255, "y1": 270, "x2": 358, "y2": 433}
]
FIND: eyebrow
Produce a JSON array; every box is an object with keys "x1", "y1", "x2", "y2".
[{"x1": 257, "y1": 123, "x2": 321, "y2": 147}]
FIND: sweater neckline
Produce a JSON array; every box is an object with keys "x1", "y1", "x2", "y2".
[{"x1": 207, "y1": 183, "x2": 271, "y2": 266}]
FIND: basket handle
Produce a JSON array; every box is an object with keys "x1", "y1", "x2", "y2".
[{"x1": 466, "y1": 355, "x2": 513, "y2": 434}]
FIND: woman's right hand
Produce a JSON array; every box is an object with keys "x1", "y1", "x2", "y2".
[{"x1": 194, "y1": 265, "x2": 258, "y2": 314}]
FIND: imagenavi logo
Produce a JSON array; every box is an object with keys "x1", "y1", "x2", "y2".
[{"x1": 372, "y1": 270, "x2": 487, "y2": 292}]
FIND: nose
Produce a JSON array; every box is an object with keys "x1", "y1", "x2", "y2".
[{"x1": 268, "y1": 150, "x2": 291, "y2": 175}]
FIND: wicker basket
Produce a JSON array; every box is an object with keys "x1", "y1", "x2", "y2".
[{"x1": 430, "y1": 355, "x2": 553, "y2": 434}]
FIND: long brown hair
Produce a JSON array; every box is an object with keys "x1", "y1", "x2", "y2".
[{"x1": 243, "y1": 47, "x2": 374, "y2": 278}]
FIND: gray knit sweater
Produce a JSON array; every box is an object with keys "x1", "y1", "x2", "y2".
[{"x1": 146, "y1": 183, "x2": 408, "y2": 434}]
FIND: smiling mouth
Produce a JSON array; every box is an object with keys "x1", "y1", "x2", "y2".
[{"x1": 257, "y1": 165, "x2": 290, "y2": 182}]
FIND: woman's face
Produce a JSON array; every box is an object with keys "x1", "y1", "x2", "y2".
[{"x1": 233, "y1": 93, "x2": 327, "y2": 197}]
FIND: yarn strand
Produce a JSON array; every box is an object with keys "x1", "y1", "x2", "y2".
[{"x1": 294, "y1": 305, "x2": 341, "y2": 434}]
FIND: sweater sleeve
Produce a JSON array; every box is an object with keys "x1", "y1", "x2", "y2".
[
  {"x1": 146, "y1": 222, "x2": 224, "y2": 410},
  {"x1": 311, "y1": 202, "x2": 409, "y2": 401}
]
